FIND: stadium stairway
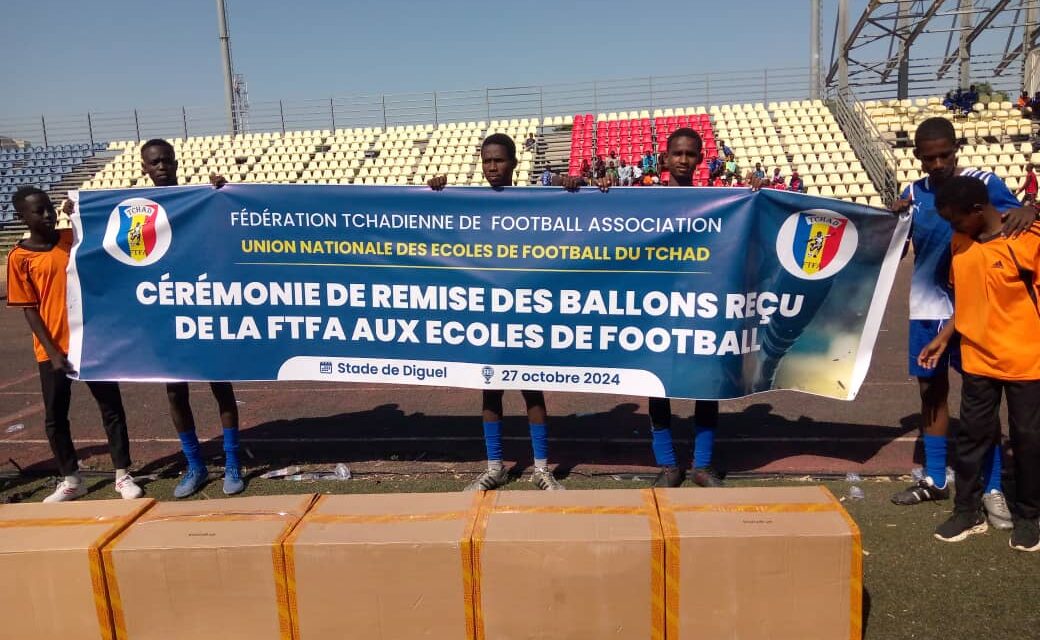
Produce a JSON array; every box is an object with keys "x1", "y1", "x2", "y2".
[{"x1": 532, "y1": 124, "x2": 572, "y2": 183}]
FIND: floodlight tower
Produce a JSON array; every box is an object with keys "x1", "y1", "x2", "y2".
[{"x1": 217, "y1": 0, "x2": 239, "y2": 135}]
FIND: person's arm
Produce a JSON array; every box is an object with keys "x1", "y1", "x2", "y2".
[
  {"x1": 427, "y1": 175, "x2": 448, "y2": 191},
  {"x1": 23, "y1": 307, "x2": 72, "y2": 372},
  {"x1": 917, "y1": 316, "x2": 957, "y2": 370},
  {"x1": 209, "y1": 173, "x2": 228, "y2": 189}
]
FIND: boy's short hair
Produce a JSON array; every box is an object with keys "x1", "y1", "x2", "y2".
[
  {"x1": 140, "y1": 138, "x2": 175, "y2": 157},
  {"x1": 667, "y1": 128, "x2": 703, "y2": 153},
  {"x1": 935, "y1": 175, "x2": 989, "y2": 213},
  {"x1": 914, "y1": 117, "x2": 957, "y2": 146},
  {"x1": 12, "y1": 186, "x2": 48, "y2": 211},
  {"x1": 481, "y1": 133, "x2": 517, "y2": 161}
]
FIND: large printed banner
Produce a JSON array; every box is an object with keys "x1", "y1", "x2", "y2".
[{"x1": 68, "y1": 185, "x2": 909, "y2": 400}]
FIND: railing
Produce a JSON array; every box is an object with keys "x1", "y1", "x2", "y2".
[
  {"x1": 0, "y1": 67, "x2": 814, "y2": 147},
  {"x1": 829, "y1": 86, "x2": 899, "y2": 204}
]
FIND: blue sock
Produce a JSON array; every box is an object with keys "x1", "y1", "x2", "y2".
[
  {"x1": 529, "y1": 423, "x2": 548, "y2": 464},
  {"x1": 483, "y1": 421, "x2": 503, "y2": 462},
  {"x1": 692, "y1": 425, "x2": 715, "y2": 469},
  {"x1": 982, "y1": 443, "x2": 1003, "y2": 493},
  {"x1": 178, "y1": 430, "x2": 204, "y2": 473},
  {"x1": 651, "y1": 427, "x2": 677, "y2": 467},
  {"x1": 923, "y1": 434, "x2": 948, "y2": 488},
  {"x1": 222, "y1": 428, "x2": 240, "y2": 471}
]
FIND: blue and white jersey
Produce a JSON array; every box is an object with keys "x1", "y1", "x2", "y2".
[{"x1": 902, "y1": 168, "x2": 1021, "y2": 320}]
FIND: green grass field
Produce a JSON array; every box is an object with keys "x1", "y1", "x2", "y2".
[{"x1": 3, "y1": 470, "x2": 1038, "y2": 639}]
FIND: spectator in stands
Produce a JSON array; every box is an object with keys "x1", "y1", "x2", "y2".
[
  {"x1": 771, "y1": 167, "x2": 784, "y2": 187},
  {"x1": 641, "y1": 150, "x2": 657, "y2": 174},
  {"x1": 580, "y1": 158, "x2": 591, "y2": 182},
  {"x1": 1031, "y1": 91, "x2": 1040, "y2": 120},
  {"x1": 1016, "y1": 163, "x2": 1038, "y2": 205},
  {"x1": 965, "y1": 85, "x2": 979, "y2": 107},
  {"x1": 608, "y1": 150, "x2": 620, "y2": 168},
  {"x1": 618, "y1": 159, "x2": 634, "y2": 186},
  {"x1": 752, "y1": 162, "x2": 766, "y2": 181},
  {"x1": 138, "y1": 139, "x2": 244, "y2": 499},
  {"x1": 631, "y1": 162, "x2": 643, "y2": 185},
  {"x1": 707, "y1": 155, "x2": 723, "y2": 181},
  {"x1": 642, "y1": 170, "x2": 655, "y2": 186},
  {"x1": 1018, "y1": 91, "x2": 1031, "y2": 112},
  {"x1": 428, "y1": 133, "x2": 563, "y2": 492},
  {"x1": 524, "y1": 134, "x2": 536, "y2": 151},
  {"x1": 724, "y1": 155, "x2": 738, "y2": 180},
  {"x1": 606, "y1": 161, "x2": 619, "y2": 186},
  {"x1": 540, "y1": 166, "x2": 554, "y2": 186},
  {"x1": 943, "y1": 91, "x2": 958, "y2": 112},
  {"x1": 788, "y1": 170, "x2": 804, "y2": 193},
  {"x1": 592, "y1": 155, "x2": 606, "y2": 180},
  {"x1": 720, "y1": 140, "x2": 733, "y2": 158}
]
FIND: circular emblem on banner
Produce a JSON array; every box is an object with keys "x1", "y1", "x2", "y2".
[
  {"x1": 776, "y1": 209, "x2": 858, "y2": 281},
  {"x1": 102, "y1": 198, "x2": 172, "y2": 266}
]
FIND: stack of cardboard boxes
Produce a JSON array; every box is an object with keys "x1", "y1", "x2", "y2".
[{"x1": 0, "y1": 486, "x2": 860, "y2": 640}]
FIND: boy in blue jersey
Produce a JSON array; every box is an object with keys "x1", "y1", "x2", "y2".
[{"x1": 888, "y1": 118, "x2": 1037, "y2": 530}]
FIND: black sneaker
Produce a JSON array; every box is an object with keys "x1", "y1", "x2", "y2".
[
  {"x1": 691, "y1": 466, "x2": 724, "y2": 488},
  {"x1": 1009, "y1": 519, "x2": 1040, "y2": 552},
  {"x1": 653, "y1": 466, "x2": 685, "y2": 488},
  {"x1": 935, "y1": 511, "x2": 988, "y2": 542},
  {"x1": 891, "y1": 477, "x2": 949, "y2": 505}
]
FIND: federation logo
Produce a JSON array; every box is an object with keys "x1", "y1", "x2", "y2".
[
  {"x1": 776, "y1": 209, "x2": 858, "y2": 280},
  {"x1": 102, "y1": 197, "x2": 172, "y2": 266}
]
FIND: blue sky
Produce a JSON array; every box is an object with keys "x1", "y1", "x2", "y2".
[{"x1": 4, "y1": 0, "x2": 832, "y2": 120}]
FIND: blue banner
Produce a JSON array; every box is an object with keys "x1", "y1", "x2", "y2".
[{"x1": 68, "y1": 185, "x2": 908, "y2": 400}]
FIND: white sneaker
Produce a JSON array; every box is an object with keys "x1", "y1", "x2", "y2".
[
  {"x1": 115, "y1": 474, "x2": 144, "y2": 499},
  {"x1": 43, "y1": 480, "x2": 88, "y2": 503}
]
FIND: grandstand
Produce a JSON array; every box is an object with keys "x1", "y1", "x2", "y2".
[{"x1": 861, "y1": 94, "x2": 1039, "y2": 190}]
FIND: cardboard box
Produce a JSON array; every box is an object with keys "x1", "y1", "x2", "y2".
[
  {"x1": 286, "y1": 492, "x2": 483, "y2": 639},
  {"x1": 655, "y1": 486, "x2": 861, "y2": 640},
  {"x1": 101, "y1": 494, "x2": 314, "y2": 640},
  {"x1": 474, "y1": 488, "x2": 664, "y2": 640},
  {"x1": 0, "y1": 498, "x2": 153, "y2": 640}
]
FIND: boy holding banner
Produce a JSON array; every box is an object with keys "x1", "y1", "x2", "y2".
[
  {"x1": 139, "y1": 138, "x2": 246, "y2": 498},
  {"x1": 561, "y1": 129, "x2": 723, "y2": 489},
  {"x1": 7, "y1": 187, "x2": 143, "y2": 502},
  {"x1": 887, "y1": 118, "x2": 1035, "y2": 531},
  {"x1": 920, "y1": 175, "x2": 1040, "y2": 549},
  {"x1": 428, "y1": 133, "x2": 564, "y2": 491}
]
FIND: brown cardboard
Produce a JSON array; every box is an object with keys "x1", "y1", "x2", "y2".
[
  {"x1": 102, "y1": 494, "x2": 314, "y2": 640},
  {"x1": 0, "y1": 498, "x2": 154, "y2": 640},
  {"x1": 475, "y1": 488, "x2": 664, "y2": 640},
  {"x1": 655, "y1": 486, "x2": 861, "y2": 640},
  {"x1": 286, "y1": 492, "x2": 482, "y2": 639}
]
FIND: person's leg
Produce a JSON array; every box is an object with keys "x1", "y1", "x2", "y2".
[
  {"x1": 210, "y1": 382, "x2": 244, "y2": 494},
  {"x1": 85, "y1": 380, "x2": 142, "y2": 498},
  {"x1": 648, "y1": 397, "x2": 683, "y2": 487},
  {"x1": 521, "y1": 390, "x2": 562, "y2": 489},
  {"x1": 936, "y1": 372, "x2": 1000, "y2": 541},
  {"x1": 1006, "y1": 380, "x2": 1040, "y2": 551},
  {"x1": 892, "y1": 321, "x2": 953, "y2": 504},
  {"x1": 466, "y1": 390, "x2": 509, "y2": 491},
  {"x1": 39, "y1": 363, "x2": 85, "y2": 502},
  {"x1": 166, "y1": 382, "x2": 208, "y2": 498},
  {"x1": 690, "y1": 400, "x2": 723, "y2": 487}
]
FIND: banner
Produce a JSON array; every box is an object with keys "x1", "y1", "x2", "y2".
[{"x1": 68, "y1": 185, "x2": 909, "y2": 401}]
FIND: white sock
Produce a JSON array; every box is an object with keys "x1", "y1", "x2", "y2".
[
  {"x1": 488, "y1": 460, "x2": 504, "y2": 472},
  {"x1": 64, "y1": 474, "x2": 81, "y2": 487},
  {"x1": 115, "y1": 469, "x2": 128, "y2": 481},
  {"x1": 534, "y1": 459, "x2": 549, "y2": 470}
]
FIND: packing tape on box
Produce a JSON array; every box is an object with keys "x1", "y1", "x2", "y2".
[
  {"x1": 0, "y1": 502, "x2": 154, "y2": 640},
  {"x1": 654, "y1": 487, "x2": 862, "y2": 640},
  {"x1": 282, "y1": 493, "x2": 485, "y2": 640},
  {"x1": 472, "y1": 489, "x2": 665, "y2": 640},
  {"x1": 102, "y1": 504, "x2": 313, "y2": 640}
]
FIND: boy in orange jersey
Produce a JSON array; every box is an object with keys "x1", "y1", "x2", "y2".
[{"x1": 920, "y1": 175, "x2": 1040, "y2": 550}]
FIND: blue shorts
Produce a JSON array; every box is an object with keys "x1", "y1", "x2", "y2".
[{"x1": 908, "y1": 319, "x2": 962, "y2": 378}]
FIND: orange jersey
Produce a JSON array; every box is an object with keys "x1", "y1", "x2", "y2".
[
  {"x1": 6, "y1": 230, "x2": 74, "y2": 362},
  {"x1": 950, "y1": 223, "x2": 1040, "y2": 380}
]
